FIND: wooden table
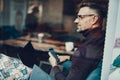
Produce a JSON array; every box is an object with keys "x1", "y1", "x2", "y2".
[
  {"x1": 17, "y1": 36, "x2": 65, "y2": 46},
  {"x1": 1, "y1": 37, "x2": 74, "y2": 55}
]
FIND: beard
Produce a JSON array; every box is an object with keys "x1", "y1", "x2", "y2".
[
  {"x1": 76, "y1": 26, "x2": 86, "y2": 32},
  {"x1": 76, "y1": 28, "x2": 85, "y2": 32},
  {"x1": 76, "y1": 28, "x2": 81, "y2": 32},
  {"x1": 76, "y1": 28, "x2": 89, "y2": 35}
]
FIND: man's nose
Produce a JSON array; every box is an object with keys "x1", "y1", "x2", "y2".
[{"x1": 74, "y1": 18, "x2": 79, "y2": 24}]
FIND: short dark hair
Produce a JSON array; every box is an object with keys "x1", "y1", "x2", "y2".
[{"x1": 79, "y1": 2, "x2": 106, "y2": 19}]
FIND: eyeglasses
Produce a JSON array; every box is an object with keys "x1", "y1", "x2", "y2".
[{"x1": 77, "y1": 14, "x2": 97, "y2": 20}]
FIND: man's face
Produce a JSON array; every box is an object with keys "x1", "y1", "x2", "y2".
[{"x1": 74, "y1": 7, "x2": 98, "y2": 32}]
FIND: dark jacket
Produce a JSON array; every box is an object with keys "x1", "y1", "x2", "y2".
[{"x1": 53, "y1": 27, "x2": 105, "y2": 80}]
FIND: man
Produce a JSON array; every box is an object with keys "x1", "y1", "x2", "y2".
[
  {"x1": 49, "y1": 2, "x2": 106, "y2": 80},
  {"x1": 25, "y1": 6, "x2": 39, "y2": 33}
]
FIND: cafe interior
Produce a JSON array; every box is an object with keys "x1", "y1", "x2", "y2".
[
  {"x1": 0, "y1": 0, "x2": 108, "y2": 65},
  {"x1": 2, "y1": 0, "x2": 120, "y2": 80}
]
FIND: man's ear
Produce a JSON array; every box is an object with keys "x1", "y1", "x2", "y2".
[{"x1": 92, "y1": 16, "x2": 99, "y2": 24}]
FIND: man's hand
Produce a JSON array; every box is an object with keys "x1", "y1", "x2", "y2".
[
  {"x1": 58, "y1": 55, "x2": 70, "y2": 62},
  {"x1": 48, "y1": 52, "x2": 57, "y2": 67}
]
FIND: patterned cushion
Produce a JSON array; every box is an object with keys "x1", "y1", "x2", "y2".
[{"x1": 0, "y1": 53, "x2": 32, "y2": 80}]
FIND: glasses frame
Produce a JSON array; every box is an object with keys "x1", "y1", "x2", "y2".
[{"x1": 77, "y1": 14, "x2": 98, "y2": 20}]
